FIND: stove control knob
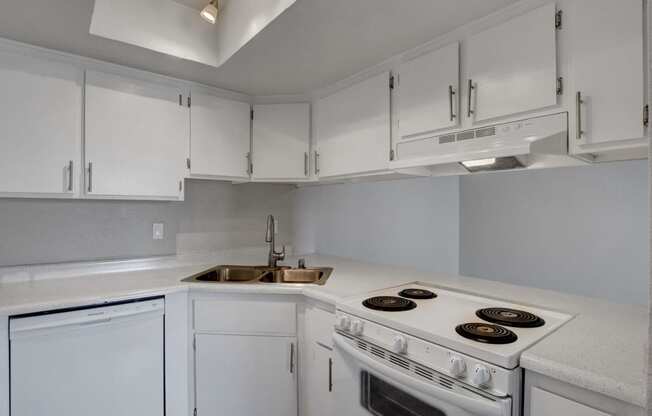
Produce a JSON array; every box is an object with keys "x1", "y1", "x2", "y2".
[
  {"x1": 448, "y1": 356, "x2": 466, "y2": 377},
  {"x1": 350, "y1": 319, "x2": 364, "y2": 336},
  {"x1": 337, "y1": 316, "x2": 351, "y2": 331},
  {"x1": 472, "y1": 364, "x2": 491, "y2": 386},
  {"x1": 391, "y1": 335, "x2": 408, "y2": 354}
]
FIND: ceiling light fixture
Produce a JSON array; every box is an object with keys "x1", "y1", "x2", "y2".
[{"x1": 200, "y1": 0, "x2": 218, "y2": 24}]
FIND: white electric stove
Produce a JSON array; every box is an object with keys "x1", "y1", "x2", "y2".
[{"x1": 332, "y1": 283, "x2": 573, "y2": 416}]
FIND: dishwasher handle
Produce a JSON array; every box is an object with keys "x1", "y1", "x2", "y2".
[{"x1": 10, "y1": 298, "x2": 164, "y2": 338}]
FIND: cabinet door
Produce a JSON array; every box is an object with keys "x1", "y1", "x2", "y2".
[
  {"x1": 190, "y1": 89, "x2": 251, "y2": 180},
  {"x1": 569, "y1": 0, "x2": 645, "y2": 147},
  {"x1": 0, "y1": 51, "x2": 82, "y2": 196},
  {"x1": 399, "y1": 42, "x2": 459, "y2": 138},
  {"x1": 252, "y1": 103, "x2": 310, "y2": 180},
  {"x1": 85, "y1": 70, "x2": 188, "y2": 200},
  {"x1": 530, "y1": 388, "x2": 611, "y2": 416},
  {"x1": 467, "y1": 3, "x2": 557, "y2": 123},
  {"x1": 304, "y1": 344, "x2": 333, "y2": 416},
  {"x1": 316, "y1": 72, "x2": 390, "y2": 178},
  {"x1": 195, "y1": 334, "x2": 297, "y2": 416}
]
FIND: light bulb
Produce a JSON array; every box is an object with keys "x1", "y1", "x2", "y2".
[{"x1": 200, "y1": 1, "x2": 218, "y2": 24}]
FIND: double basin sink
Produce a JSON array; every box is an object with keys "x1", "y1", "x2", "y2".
[{"x1": 182, "y1": 265, "x2": 333, "y2": 285}]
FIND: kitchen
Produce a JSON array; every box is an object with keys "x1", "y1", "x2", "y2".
[{"x1": 0, "y1": 0, "x2": 648, "y2": 415}]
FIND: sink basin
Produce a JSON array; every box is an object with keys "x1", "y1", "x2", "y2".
[
  {"x1": 259, "y1": 268, "x2": 333, "y2": 284},
  {"x1": 183, "y1": 265, "x2": 332, "y2": 285},
  {"x1": 187, "y1": 265, "x2": 268, "y2": 283}
]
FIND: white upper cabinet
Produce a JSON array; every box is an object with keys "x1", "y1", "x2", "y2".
[
  {"x1": 0, "y1": 51, "x2": 82, "y2": 197},
  {"x1": 569, "y1": 0, "x2": 646, "y2": 150},
  {"x1": 399, "y1": 42, "x2": 460, "y2": 138},
  {"x1": 252, "y1": 103, "x2": 310, "y2": 181},
  {"x1": 315, "y1": 72, "x2": 391, "y2": 178},
  {"x1": 84, "y1": 70, "x2": 188, "y2": 200},
  {"x1": 189, "y1": 88, "x2": 251, "y2": 180},
  {"x1": 467, "y1": 3, "x2": 558, "y2": 123}
]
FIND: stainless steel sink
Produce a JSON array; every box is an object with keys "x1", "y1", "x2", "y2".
[{"x1": 182, "y1": 265, "x2": 333, "y2": 285}]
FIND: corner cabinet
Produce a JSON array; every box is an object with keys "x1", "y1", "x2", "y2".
[
  {"x1": 189, "y1": 88, "x2": 252, "y2": 180},
  {"x1": 84, "y1": 70, "x2": 188, "y2": 200},
  {"x1": 524, "y1": 371, "x2": 645, "y2": 416},
  {"x1": 315, "y1": 72, "x2": 391, "y2": 178},
  {"x1": 0, "y1": 50, "x2": 82, "y2": 198},
  {"x1": 191, "y1": 295, "x2": 298, "y2": 416},
  {"x1": 568, "y1": 0, "x2": 647, "y2": 159},
  {"x1": 252, "y1": 103, "x2": 311, "y2": 181},
  {"x1": 466, "y1": 3, "x2": 558, "y2": 123},
  {"x1": 398, "y1": 42, "x2": 460, "y2": 139},
  {"x1": 301, "y1": 304, "x2": 335, "y2": 416}
]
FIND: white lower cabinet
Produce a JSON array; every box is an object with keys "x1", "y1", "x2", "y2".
[
  {"x1": 525, "y1": 371, "x2": 645, "y2": 416},
  {"x1": 301, "y1": 304, "x2": 336, "y2": 416},
  {"x1": 191, "y1": 295, "x2": 298, "y2": 416},
  {"x1": 194, "y1": 334, "x2": 298, "y2": 416},
  {"x1": 303, "y1": 343, "x2": 333, "y2": 416}
]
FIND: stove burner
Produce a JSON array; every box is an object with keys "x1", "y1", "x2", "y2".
[
  {"x1": 398, "y1": 288, "x2": 437, "y2": 300},
  {"x1": 476, "y1": 307, "x2": 545, "y2": 328},
  {"x1": 362, "y1": 296, "x2": 417, "y2": 312},
  {"x1": 455, "y1": 323, "x2": 518, "y2": 344}
]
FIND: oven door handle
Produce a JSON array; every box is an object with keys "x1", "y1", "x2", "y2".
[{"x1": 333, "y1": 333, "x2": 511, "y2": 416}]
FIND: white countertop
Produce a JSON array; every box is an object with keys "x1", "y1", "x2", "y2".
[{"x1": 0, "y1": 252, "x2": 646, "y2": 408}]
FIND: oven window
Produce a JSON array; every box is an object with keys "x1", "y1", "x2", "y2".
[{"x1": 360, "y1": 371, "x2": 446, "y2": 416}]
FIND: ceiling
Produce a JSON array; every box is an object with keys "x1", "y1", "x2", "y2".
[{"x1": 0, "y1": 0, "x2": 518, "y2": 95}]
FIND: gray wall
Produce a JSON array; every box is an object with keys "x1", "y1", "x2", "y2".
[
  {"x1": 459, "y1": 161, "x2": 648, "y2": 305},
  {"x1": 0, "y1": 180, "x2": 294, "y2": 266},
  {"x1": 292, "y1": 176, "x2": 460, "y2": 275}
]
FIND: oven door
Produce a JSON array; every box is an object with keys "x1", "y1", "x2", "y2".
[{"x1": 333, "y1": 332, "x2": 512, "y2": 416}]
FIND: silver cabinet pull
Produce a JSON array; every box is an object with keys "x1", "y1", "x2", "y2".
[
  {"x1": 314, "y1": 151, "x2": 320, "y2": 175},
  {"x1": 304, "y1": 152, "x2": 308, "y2": 176},
  {"x1": 328, "y1": 357, "x2": 333, "y2": 392},
  {"x1": 289, "y1": 343, "x2": 295, "y2": 374},
  {"x1": 87, "y1": 162, "x2": 93, "y2": 193},
  {"x1": 67, "y1": 160, "x2": 73, "y2": 191},
  {"x1": 576, "y1": 91, "x2": 584, "y2": 140},
  {"x1": 246, "y1": 152, "x2": 253, "y2": 175},
  {"x1": 467, "y1": 79, "x2": 475, "y2": 118},
  {"x1": 449, "y1": 85, "x2": 456, "y2": 121}
]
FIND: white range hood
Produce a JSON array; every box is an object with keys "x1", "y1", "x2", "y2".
[{"x1": 390, "y1": 112, "x2": 586, "y2": 176}]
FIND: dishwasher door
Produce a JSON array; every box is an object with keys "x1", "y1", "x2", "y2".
[{"x1": 9, "y1": 297, "x2": 165, "y2": 416}]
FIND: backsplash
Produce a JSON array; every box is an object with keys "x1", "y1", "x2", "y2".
[{"x1": 0, "y1": 180, "x2": 294, "y2": 267}]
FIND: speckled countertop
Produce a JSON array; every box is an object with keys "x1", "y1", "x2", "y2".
[{"x1": 0, "y1": 251, "x2": 646, "y2": 407}]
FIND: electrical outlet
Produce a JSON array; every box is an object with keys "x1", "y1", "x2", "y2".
[{"x1": 152, "y1": 223, "x2": 165, "y2": 240}]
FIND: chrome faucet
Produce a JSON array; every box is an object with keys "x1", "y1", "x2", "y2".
[{"x1": 265, "y1": 214, "x2": 285, "y2": 268}]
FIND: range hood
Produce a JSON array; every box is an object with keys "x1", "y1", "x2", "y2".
[{"x1": 390, "y1": 112, "x2": 586, "y2": 175}]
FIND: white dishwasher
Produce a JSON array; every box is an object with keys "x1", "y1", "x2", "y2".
[{"x1": 10, "y1": 297, "x2": 165, "y2": 416}]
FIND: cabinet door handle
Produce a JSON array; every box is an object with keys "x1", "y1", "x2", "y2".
[
  {"x1": 467, "y1": 79, "x2": 475, "y2": 118},
  {"x1": 304, "y1": 152, "x2": 308, "y2": 176},
  {"x1": 87, "y1": 162, "x2": 93, "y2": 193},
  {"x1": 328, "y1": 357, "x2": 333, "y2": 392},
  {"x1": 289, "y1": 343, "x2": 295, "y2": 374},
  {"x1": 576, "y1": 91, "x2": 584, "y2": 140},
  {"x1": 246, "y1": 152, "x2": 253, "y2": 175},
  {"x1": 448, "y1": 85, "x2": 456, "y2": 121},
  {"x1": 67, "y1": 160, "x2": 73, "y2": 191},
  {"x1": 314, "y1": 152, "x2": 320, "y2": 175}
]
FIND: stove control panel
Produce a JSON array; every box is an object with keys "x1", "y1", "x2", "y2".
[{"x1": 334, "y1": 311, "x2": 520, "y2": 397}]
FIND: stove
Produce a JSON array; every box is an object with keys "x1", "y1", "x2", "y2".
[
  {"x1": 338, "y1": 283, "x2": 572, "y2": 369},
  {"x1": 333, "y1": 283, "x2": 572, "y2": 416}
]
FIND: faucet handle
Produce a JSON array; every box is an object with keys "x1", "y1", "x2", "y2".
[
  {"x1": 274, "y1": 245, "x2": 286, "y2": 260},
  {"x1": 298, "y1": 258, "x2": 306, "y2": 269}
]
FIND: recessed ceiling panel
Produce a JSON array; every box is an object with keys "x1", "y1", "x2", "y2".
[{"x1": 89, "y1": 0, "x2": 296, "y2": 68}]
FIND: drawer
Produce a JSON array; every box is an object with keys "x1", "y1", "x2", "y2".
[
  {"x1": 306, "y1": 306, "x2": 335, "y2": 347},
  {"x1": 194, "y1": 300, "x2": 296, "y2": 335}
]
